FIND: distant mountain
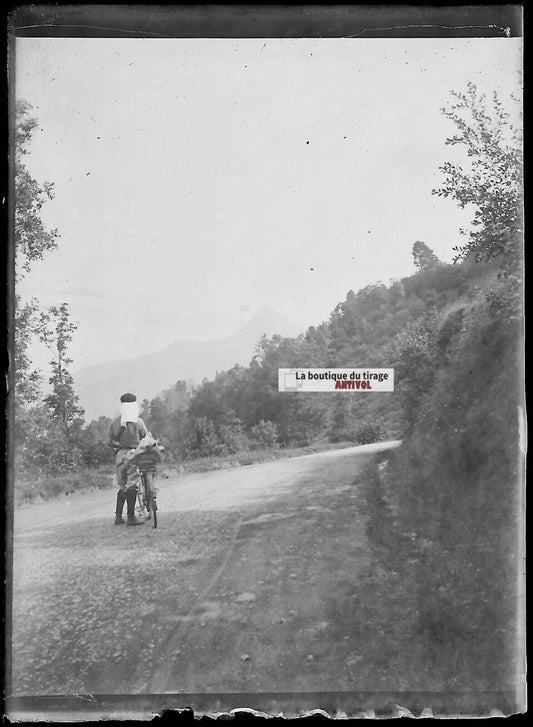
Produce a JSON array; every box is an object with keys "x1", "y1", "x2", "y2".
[{"x1": 75, "y1": 307, "x2": 302, "y2": 421}]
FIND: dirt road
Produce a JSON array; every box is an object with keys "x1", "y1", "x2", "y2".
[{"x1": 10, "y1": 442, "x2": 409, "y2": 705}]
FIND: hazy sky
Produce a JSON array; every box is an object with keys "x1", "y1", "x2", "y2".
[{"x1": 15, "y1": 37, "x2": 522, "y2": 373}]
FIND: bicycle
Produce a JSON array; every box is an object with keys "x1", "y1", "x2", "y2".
[{"x1": 134, "y1": 449, "x2": 160, "y2": 528}]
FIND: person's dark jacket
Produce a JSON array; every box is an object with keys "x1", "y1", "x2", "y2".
[{"x1": 109, "y1": 418, "x2": 148, "y2": 451}]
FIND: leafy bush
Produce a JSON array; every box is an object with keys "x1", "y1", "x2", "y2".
[
  {"x1": 354, "y1": 422, "x2": 384, "y2": 445},
  {"x1": 14, "y1": 408, "x2": 84, "y2": 478},
  {"x1": 249, "y1": 420, "x2": 280, "y2": 449},
  {"x1": 217, "y1": 421, "x2": 249, "y2": 454}
]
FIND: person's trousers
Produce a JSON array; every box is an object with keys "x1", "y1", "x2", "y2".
[{"x1": 115, "y1": 449, "x2": 141, "y2": 492}]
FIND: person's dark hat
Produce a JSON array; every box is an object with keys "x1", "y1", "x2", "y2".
[{"x1": 120, "y1": 393, "x2": 137, "y2": 403}]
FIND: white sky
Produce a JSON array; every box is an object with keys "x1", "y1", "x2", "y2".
[{"x1": 15, "y1": 37, "x2": 522, "y2": 374}]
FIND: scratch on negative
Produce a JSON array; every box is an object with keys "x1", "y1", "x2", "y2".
[
  {"x1": 345, "y1": 24, "x2": 512, "y2": 39},
  {"x1": 14, "y1": 23, "x2": 514, "y2": 39},
  {"x1": 14, "y1": 24, "x2": 179, "y2": 39}
]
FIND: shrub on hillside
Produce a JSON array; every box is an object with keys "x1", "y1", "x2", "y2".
[
  {"x1": 354, "y1": 422, "x2": 384, "y2": 445},
  {"x1": 249, "y1": 420, "x2": 280, "y2": 449},
  {"x1": 217, "y1": 421, "x2": 249, "y2": 454}
]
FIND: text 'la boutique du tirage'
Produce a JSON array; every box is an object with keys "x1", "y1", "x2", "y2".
[{"x1": 278, "y1": 369, "x2": 394, "y2": 392}]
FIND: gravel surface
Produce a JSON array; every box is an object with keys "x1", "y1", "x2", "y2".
[{"x1": 10, "y1": 442, "x2": 412, "y2": 700}]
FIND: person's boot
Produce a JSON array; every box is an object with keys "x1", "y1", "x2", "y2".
[
  {"x1": 126, "y1": 489, "x2": 144, "y2": 526},
  {"x1": 114, "y1": 491, "x2": 126, "y2": 524}
]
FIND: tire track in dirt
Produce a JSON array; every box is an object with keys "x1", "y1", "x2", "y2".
[{"x1": 144, "y1": 513, "x2": 247, "y2": 692}]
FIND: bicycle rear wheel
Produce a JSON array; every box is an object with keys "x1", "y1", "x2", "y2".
[{"x1": 145, "y1": 470, "x2": 157, "y2": 529}]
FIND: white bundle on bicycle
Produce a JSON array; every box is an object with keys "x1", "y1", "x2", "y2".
[{"x1": 131, "y1": 434, "x2": 163, "y2": 466}]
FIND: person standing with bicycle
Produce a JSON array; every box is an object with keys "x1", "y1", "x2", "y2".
[{"x1": 109, "y1": 392, "x2": 149, "y2": 526}]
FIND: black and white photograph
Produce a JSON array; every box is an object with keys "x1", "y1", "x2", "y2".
[{"x1": 6, "y1": 5, "x2": 525, "y2": 720}]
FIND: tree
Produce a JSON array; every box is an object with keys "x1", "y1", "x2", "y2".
[
  {"x1": 14, "y1": 101, "x2": 60, "y2": 411},
  {"x1": 433, "y1": 82, "x2": 522, "y2": 274},
  {"x1": 13, "y1": 298, "x2": 42, "y2": 409},
  {"x1": 185, "y1": 417, "x2": 220, "y2": 458},
  {"x1": 146, "y1": 396, "x2": 170, "y2": 439},
  {"x1": 82, "y1": 416, "x2": 114, "y2": 467},
  {"x1": 38, "y1": 303, "x2": 84, "y2": 431},
  {"x1": 412, "y1": 241, "x2": 441, "y2": 271},
  {"x1": 140, "y1": 399, "x2": 151, "y2": 420},
  {"x1": 14, "y1": 100, "x2": 59, "y2": 279},
  {"x1": 394, "y1": 310, "x2": 442, "y2": 428}
]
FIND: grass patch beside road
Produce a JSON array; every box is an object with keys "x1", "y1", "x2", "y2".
[
  {"x1": 170, "y1": 441, "x2": 356, "y2": 474},
  {"x1": 14, "y1": 467, "x2": 115, "y2": 506},
  {"x1": 14, "y1": 441, "x2": 357, "y2": 506}
]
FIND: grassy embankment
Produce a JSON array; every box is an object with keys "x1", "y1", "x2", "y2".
[{"x1": 360, "y1": 272, "x2": 523, "y2": 705}]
